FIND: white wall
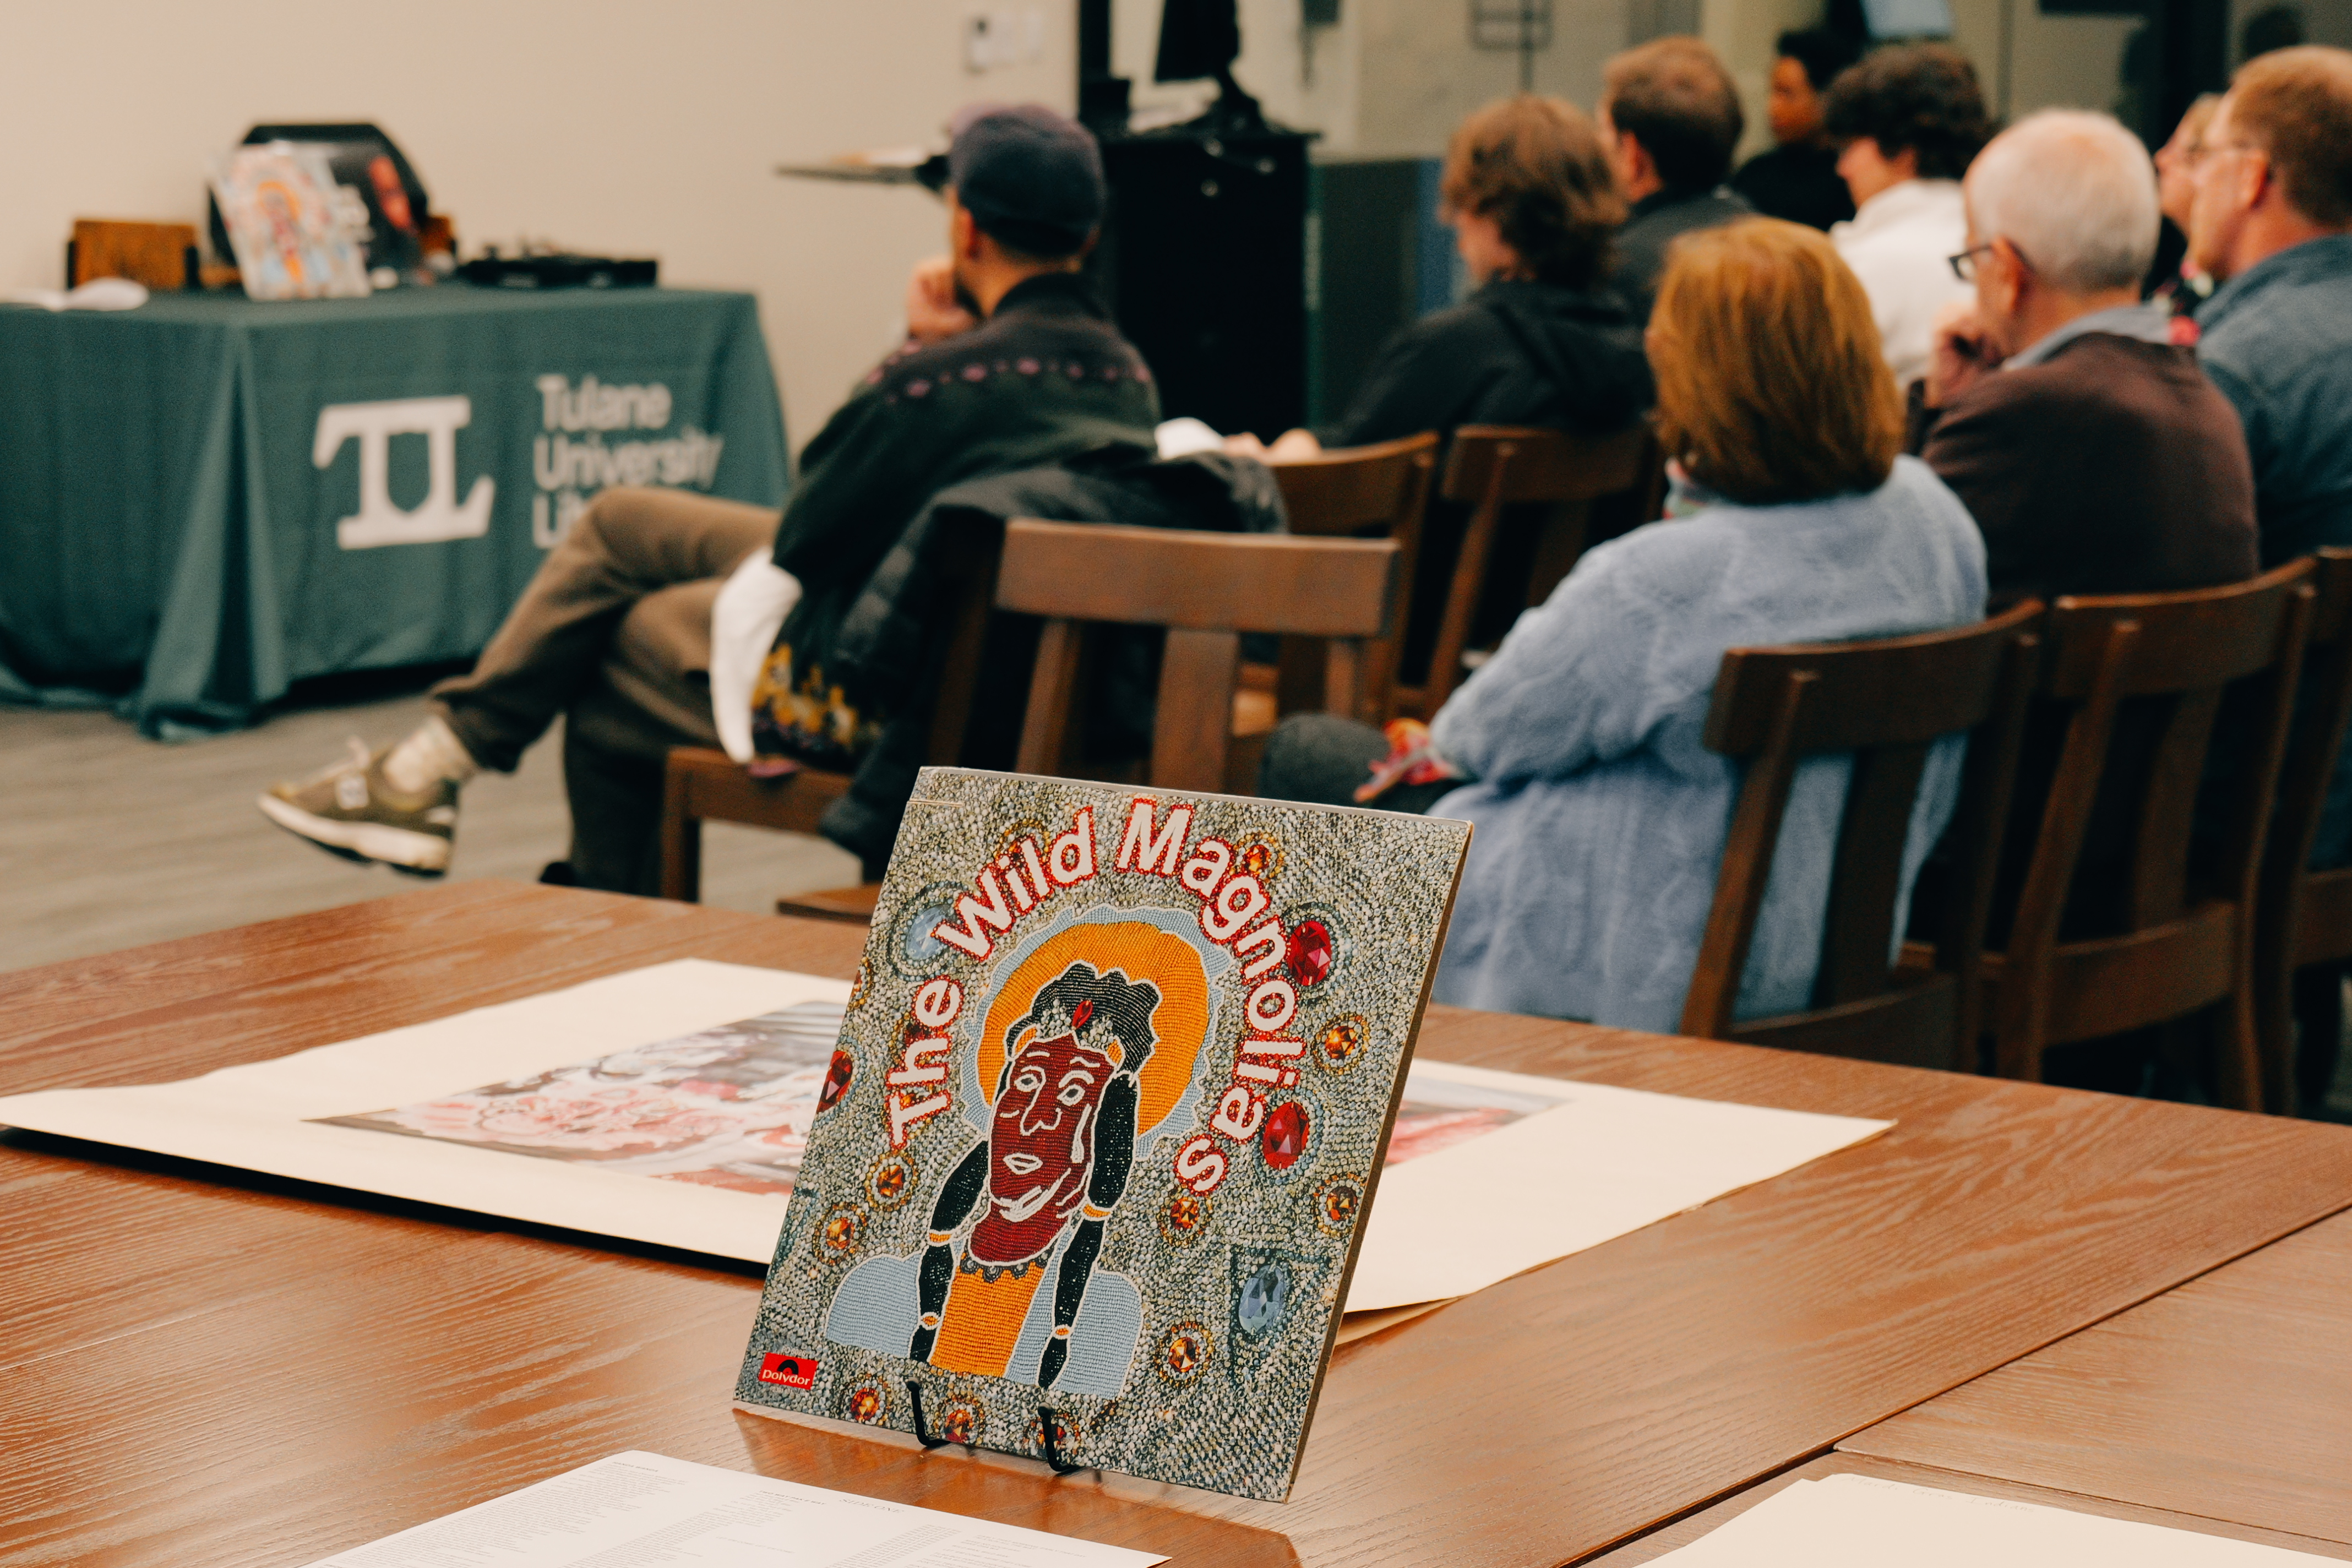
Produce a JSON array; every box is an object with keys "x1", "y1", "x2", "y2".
[
  {"x1": 1113, "y1": 0, "x2": 1631, "y2": 157},
  {"x1": 0, "y1": 2, "x2": 1076, "y2": 460}
]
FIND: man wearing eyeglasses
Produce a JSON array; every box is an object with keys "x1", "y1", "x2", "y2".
[
  {"x1": 1910, "y1": 109, "x2": 2256, "y2": 608},
  {"x1": 2192, "y1": 46, "x2": 2352, "y2": 1098},
  {"x1": 2188, "y1": 45, "x2": 2352, "y2": 571}
]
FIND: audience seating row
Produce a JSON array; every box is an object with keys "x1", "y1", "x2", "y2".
[{"x1": 656, "y1": 437, "x2": 2352, "y2": 1114}]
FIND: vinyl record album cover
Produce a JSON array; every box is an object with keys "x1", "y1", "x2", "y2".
[
  {"x1": 734, "y1": 768, "x2": 1471, "y2": 1500},
  {"x1": 209, "y1": 143, "x2": 371, "y2": 301}
]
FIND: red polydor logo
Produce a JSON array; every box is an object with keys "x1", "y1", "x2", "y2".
[{"x1": 758, "y1": 1352, "x2": 818, "y2": 1389}]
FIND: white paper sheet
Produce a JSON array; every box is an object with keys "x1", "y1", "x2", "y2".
[
  {"x1": 1342, "y1": 1061, "x2": 1890, "y2": 1313},
  {"x1": 0, "y1": 960, "x2": 847, "y2": 1260},
  {"x1": 0, "y1": 965, "x2": 1886, "y2": 1296},
  {"x1": 1649, "y1": 1474, "x2": 2339, "y2": 1566},
  {"x1": 303, "y1": 1449, "x2": 1166, "y2": 1567}
]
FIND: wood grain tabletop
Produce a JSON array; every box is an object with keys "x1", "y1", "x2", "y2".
[
  {"x1": 7, "y1": 882, "x2": 2352, "y2": 1567},
  {"x1": 1840, "y1": 1205, "x2": 2352, "y2": 1546}
]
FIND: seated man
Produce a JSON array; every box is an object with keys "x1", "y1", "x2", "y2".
[
  {"x1": 2190, "y1": 45, "x2": 2352, "y2": 570},
  {"x1": 1598, "y1": 37, "x2": 1755, "y2": 323},
  {"x1": 1915, "y1": 108, "x2": 2258, "y2": 604},
  {"x1": 1732, "y1": 27, "x2": 1865, "y2": 232},
  {"x1": 1823, "y1": 43, "x2": 1989, "y2": 389},
  {"x1": 259, "y1": 104, "x2": 1160, "y2": 891},
  {"x1": 2186, "y1": 45, "x2": 2352, "y2": 1105}
]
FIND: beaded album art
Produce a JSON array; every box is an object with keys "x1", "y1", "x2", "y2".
[{"x1": 734, "y1": 769, "x2": 1471, "y2": 1501}]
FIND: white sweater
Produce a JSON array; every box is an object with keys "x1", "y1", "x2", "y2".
[{"x1": 1831, "y1": 179, "x2": 1973, "y2": 391}]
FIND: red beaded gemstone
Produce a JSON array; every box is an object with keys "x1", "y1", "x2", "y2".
[
  {"x1": 1263, "y1": 1101, "x2": 1309, "y2": 1169},
  {"x1": 817, "y1": 1049, "x2": 854, "y2": 1114},
  {"x1": 1286, "y1": 919, "x2": 1335, "y2": 986}
]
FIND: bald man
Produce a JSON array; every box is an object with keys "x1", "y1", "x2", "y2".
[{"x1": 1912, "y1": 108, "x2": 2256, "y2": 606}]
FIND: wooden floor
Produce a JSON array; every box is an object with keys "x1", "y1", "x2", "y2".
[{"x1": 0, "y1": 696, "x2": 861, "y2": 975}]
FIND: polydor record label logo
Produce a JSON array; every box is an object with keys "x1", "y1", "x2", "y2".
[{"x1": 758, "y1": 1352, "x2": 818, "y2": 1389}]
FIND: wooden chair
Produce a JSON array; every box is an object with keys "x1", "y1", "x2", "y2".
[
  {"x1": 1415, "y1": 422, "x2": 1660, "y2": 715},
  {"x1": 2255, "y1": 548, "x2": 2352, "y2": 1113},
  {"x1": 998, "y1": 521, "x2": 1401, "y2": 793},
  {"x1": 67, "y1": 219, "x2": 198, "y2": 291},
  {"x1": 1982, "y1": 560, "x2": 2315, "y2": 1109},
  {"x1": 1679, "y1": 601, "x2": 2045, "y2": 1069},
  {"x1": 657, "y1": 527, "x2": 1000, "y2": 919},
  {"x1": 1266, "y1": 431, "x2": 1438, "y2": 724}
]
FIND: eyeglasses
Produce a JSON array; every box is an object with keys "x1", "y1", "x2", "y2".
[{"x1": 1948, "y1": 241, "x2": 2035, "y2": 282}]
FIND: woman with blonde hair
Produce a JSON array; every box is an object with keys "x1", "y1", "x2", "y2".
[{"x1": 1261, "y1": 219, "x2": 1986, "y2": 1030}]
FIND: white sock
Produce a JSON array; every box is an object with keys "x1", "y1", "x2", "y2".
[{"x1": 383, "y1": 715, "x2": 478, "y2": 794}]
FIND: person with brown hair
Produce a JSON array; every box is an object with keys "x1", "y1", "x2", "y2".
[
  {"x1": 1235, "y1": 94, "x2": 1649, "y2": 458},
  {"x1": 1260, "y1": 219, "x2": 1985, "y2": 1031},
  {"x1": 1599, "y1": 37, "x2": 1756, "y2": 320},
  {"x1": 1823, "y1": 42, "x2": 1992, "y2": 388},
  {"x1": 1228, "y1": 94, "x2": 1652, "y2": 687}
]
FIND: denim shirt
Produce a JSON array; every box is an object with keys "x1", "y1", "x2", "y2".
[{"x1": 2196, "y1": 233, "x2": 2352, "y2": 565}]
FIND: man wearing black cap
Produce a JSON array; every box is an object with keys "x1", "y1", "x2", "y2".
[{"x1": 260, "y1": 104, "x2": 1162, "y2": 891}]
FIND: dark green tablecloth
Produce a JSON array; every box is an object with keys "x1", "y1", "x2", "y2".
[{"x1": 0, "y1": 284, "x2": 789, "y2": 734}]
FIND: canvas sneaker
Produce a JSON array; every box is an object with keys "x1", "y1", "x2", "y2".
[{"x1": 258, "y1": 738, "x2": 458, "y2": 875}]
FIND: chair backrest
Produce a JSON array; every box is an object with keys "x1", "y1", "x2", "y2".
[
  {"x1": 1422, "y1": 422, "x2": 1657, "y2": 713},
  {"x1": 2253, "y1": 551, "x2": 2352, "y2": 1107},
  {"x1": 70, "y1": 219, "x2": 196, "y2": 290},
  {"x1": 1680, "y1": 601, "x2": 2046, "y2": 1064},
  {"x1": 1268, "y1": 431, "x2": 1438, "y2": 722},
  {"x1": 997, "y1": 521, "x2": 1400, "y2": 793},
  {"x1": 2258, "y1": 549, "x2": 2352, "y2": 902},
  {"x1": 1272, "y1": 431, "x2": 1440, "y2": 537},
  {"x1": 1995, "y1": 559, "x2": 2314, "y2": 1074}
]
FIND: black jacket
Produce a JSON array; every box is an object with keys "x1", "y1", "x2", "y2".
[
  {"x1": 1609, "y1": 186, "x2": 1756, "y2": 323},
  {"x1": 1331, "y1": 279, "x2": 1653, "y2": 447},
  {"x1": 1732, "y1": 144, "x2": 1853, "y2": 232},
  {"x1": 754, "y1": 275, "x2": 1159, "y2": 764},
  {"x1": 791, "y1": 450, "x2": 1287, "y2": 871},
  {"x1": 1327, "y1": 280, "x2": 1653, "y2": 683}
]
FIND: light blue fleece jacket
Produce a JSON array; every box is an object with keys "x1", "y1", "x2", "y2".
[{"x1": 1426, "y1": 455, "x2": 1989, "y2": 1032}]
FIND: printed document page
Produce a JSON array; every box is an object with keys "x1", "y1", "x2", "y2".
[
  {"x1": 1648, "y1": 1473, "x2": 2339, "y2": 1565},
  {"x1": 1343, "y1": 1059, "x2": 1891, "y2": 1313},
  {"x1": 304, "y1": 1450, "x2": 1166, "y2": 1567}
]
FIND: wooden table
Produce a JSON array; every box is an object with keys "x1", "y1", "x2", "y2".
[
  {"x1": 1833, "y1": 1204, "x2": 2352, "y2": 1548},
  {"x1": 1585, "y1": 1453, "x2": 2352, "y2": 1562},
  {"x1": 8, "y1": 881, "x2": 2352, "y2": 1568}
]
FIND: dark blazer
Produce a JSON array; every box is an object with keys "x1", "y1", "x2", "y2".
[
  {"x1": 1913, "y1": 333, "x2": 2258, "y2": 606},
  {"x1": 1609, "y1": 186, "x2": 1755, "y2": 323}
]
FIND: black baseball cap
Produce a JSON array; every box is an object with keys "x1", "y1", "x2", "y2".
[{"x1": 946, "y1": 103, "x2": 1106, "y2": 258}]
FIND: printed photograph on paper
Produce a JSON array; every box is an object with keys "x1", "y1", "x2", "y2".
[{"x1": 317, "y1": 1001, "x2": 850, "y2": 1196}]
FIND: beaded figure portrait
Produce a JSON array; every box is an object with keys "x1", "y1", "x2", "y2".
[{"x1": 737, "y1": 770, "x2": 1470, "y2": 1501}]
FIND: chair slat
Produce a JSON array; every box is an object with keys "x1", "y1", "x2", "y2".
[{"x1": 995, "y1": 522, "x2": 1398, "y2": 638}]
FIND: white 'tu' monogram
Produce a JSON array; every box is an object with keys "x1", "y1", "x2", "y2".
[{"x1": 313, "y1": 396, "x2": 497, "y2": 549}]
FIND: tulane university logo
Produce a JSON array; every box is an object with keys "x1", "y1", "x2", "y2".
[
  {"x1": 313, "y1": 396, "x2": 495, "y2": 551},
  {"x1": 314, "y1": 377, "x2": 725, "y2": 552}
]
